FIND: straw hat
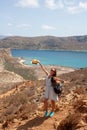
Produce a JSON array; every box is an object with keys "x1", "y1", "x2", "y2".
[{"x1": 31, "y1": 59, "x2": 40, "y2": 64}]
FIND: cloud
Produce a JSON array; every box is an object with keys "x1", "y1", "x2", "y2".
[
  {"x1": 16, "y1": 0, "x2": 39, "y2": 8},
  {"x1": 7, "y1": 33, "x2": 13, "y2": 36},
  {"x1": 42, "y1": 25, "x2": 56, "y2": 30},
  {"x1": 79, "y1": 2, "x2": 87, "y2": 9},
  {"x1": 8, "y1": 23, "x2": 13, "y2": 26},
  {"x1": 2, "y1": 33, "x2": 14, "y2": 36},
  {"x1": 63, "y1": 0, "x2": 76, "y2": 6},
  {"x1": 58, "y1": 0, "x2": 64, "y2": 9},
  {"x1": 45, "y1": 0, "x2": 57, "y2": 9},
  {"x1": 7, "y1": 23, "x2": 31, "y2": 29},
  {"x1": 15, "y1": 0, "x2": 87, "y2": 13},
  {"x1": 68, "y1": 1, "x2": 87, "y2": 13},
  {"x1": 45, "y1": 0, "x2": 64, "y2": 10},
  {"x1": 44, "y1": 0, "x2": 87, "y2": 13},
  {"x1": 16, "y1": 24, "x2": 31, "y2": 28}
]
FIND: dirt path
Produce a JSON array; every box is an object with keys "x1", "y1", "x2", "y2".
[{"x1": 3, "y1": 107, "x2": 69, "y2": 130}]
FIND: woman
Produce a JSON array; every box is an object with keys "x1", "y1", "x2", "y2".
[{"x1": 38, "y1": 62, "x2": 59, "y2": 117}]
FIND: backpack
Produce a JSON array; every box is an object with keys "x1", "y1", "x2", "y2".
[{"x1": 51, "y1": 77, "x2": 63, "y2": 95}]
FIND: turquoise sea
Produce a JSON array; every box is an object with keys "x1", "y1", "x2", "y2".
[{"x1": 11, "y1": 49, "x2": 87, "y2": 69}]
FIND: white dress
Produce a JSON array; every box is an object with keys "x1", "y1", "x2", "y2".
[{"x1": 44, "y1": 76, "x2": 58, "y2": 101}]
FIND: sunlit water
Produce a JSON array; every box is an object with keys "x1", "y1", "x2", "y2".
[{"x1": 11, "y1": 49, "x2": 87, "y2": 69}]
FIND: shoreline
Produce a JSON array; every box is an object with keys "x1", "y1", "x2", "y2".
[
  {"x1": 18, "y1": 57, "x2": 77, "y2": 69},
  {"x1": 18, "y1": 58, "x2": 76, "y2": 79},
  {"x1": 12, "y1": 48, "x2": 87, "y2": 52},
  {"x1": 18, "y1": 57, "x2": 76, "y2": 68},
  {"x1": 11, "y1": 49, "x2": 87, "y2": 69}
]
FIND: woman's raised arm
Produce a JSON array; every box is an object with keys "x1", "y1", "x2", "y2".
[{"x1": 39, "y1": 62, "x2": 49, "y2": 76}]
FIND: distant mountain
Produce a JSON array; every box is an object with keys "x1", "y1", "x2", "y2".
[
  {"x1": 0, "y1": 35, "x2": 8, "y2": 39},
  {"x1": 0, "y1": 35, "x2": 87, "y2": 50}
]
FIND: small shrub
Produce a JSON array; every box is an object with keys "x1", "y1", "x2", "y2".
[
  {"x1": 74, "y1": 99, "x2": 87, "y2": 113},
  {"x1": 57, "y1": 113, "x2": 81, "y2": 130}
]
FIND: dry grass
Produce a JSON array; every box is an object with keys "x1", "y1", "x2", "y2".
[{"x1": 0, "y1": 85, "x2": 38, "y2": 125}]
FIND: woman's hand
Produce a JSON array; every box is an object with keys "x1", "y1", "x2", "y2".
[{"x1": 32, "y1": 59, "x2": 40, "y2": 64}]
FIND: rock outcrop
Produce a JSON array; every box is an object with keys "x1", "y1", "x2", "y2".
[{"x1": 0, "y1": 48, "x2": 25, "y2": 94}]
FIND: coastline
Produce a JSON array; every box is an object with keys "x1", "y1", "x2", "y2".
[
  {"x1": 18, "y1": 57, "x2": 75, "y2": 79},
  {"x1": 39, "y1": 49, "x2": 87, "y2": 52},
  {"x1": 12, "y1": 48, "x2": 87, "y2": 52},
  {"x1": 11, "y1": 49, "x2": 87, "y2": 69}
]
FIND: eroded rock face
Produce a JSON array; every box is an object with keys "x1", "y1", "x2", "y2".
[
  {"x1": 0, "y1": 48, "x2": 14, "y2": 70},
  {"x1": 0, "y1": 48, "x2": 12, "y2": 58},
  {"x1": 0, "y1": 48, "x2": 25, "y2": 82},
  {"x1": 0, "y1": 48, "x2": 12, "y2": 71},
  {"x1": 0, "y1": 49, "x2": 25, "y2": 94}
]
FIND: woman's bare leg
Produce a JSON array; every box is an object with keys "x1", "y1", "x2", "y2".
[
  {"x1": 51, "y1": 100, "x2": 56, "y2": 112},
  {"x1": 44, "y1": 98, "x2": 48, "y2": 111}
]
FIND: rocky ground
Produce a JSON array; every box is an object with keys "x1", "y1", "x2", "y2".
[{"x1": 0, "y1": 68, "x2": 87, "y2": 130}]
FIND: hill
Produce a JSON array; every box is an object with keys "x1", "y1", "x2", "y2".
[
  {"x1": 0, "y1": 35, "x2": 7, "y2": 39},
  {"x1": 0, "y1": 35, "x2": 87, "y2": 50},
  {"x1": 0, "y1": 68, "x2": 87, "y2": 130}
]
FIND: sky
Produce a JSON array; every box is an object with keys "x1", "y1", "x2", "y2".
[{"x1": 0, "y1": 0, "x2": 87, "y2": 37}]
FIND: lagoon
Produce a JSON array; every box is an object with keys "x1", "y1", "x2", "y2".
[{"x1": 11, "y1": 49, "x2": 87, "y2": 69}]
